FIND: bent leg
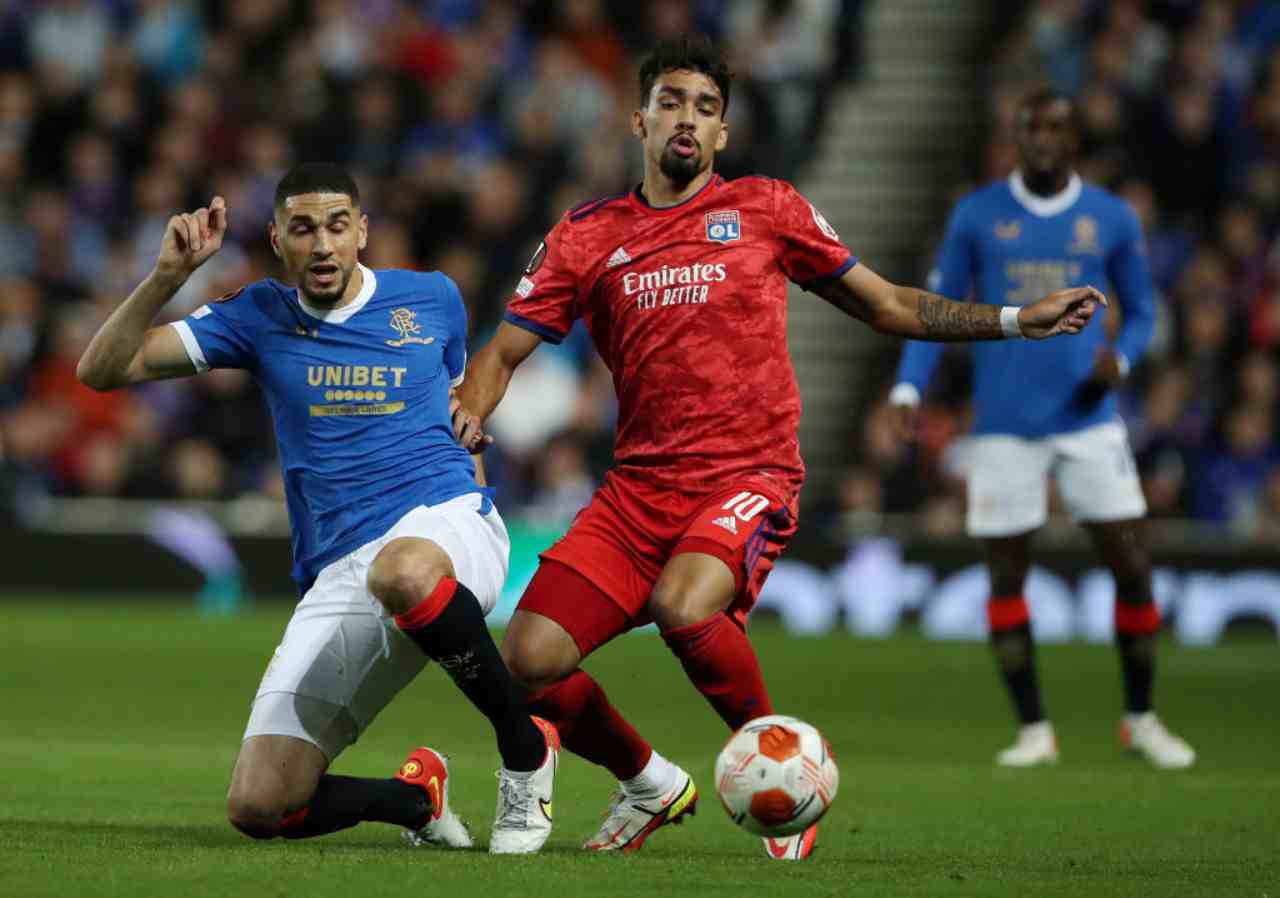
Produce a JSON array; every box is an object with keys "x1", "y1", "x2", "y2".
[
  {"x1": 650, "y1": 552, "x2": 774, "y2": 729},
  {"x1": 227, "y1": 727, "x2": 428, "y2": 840},
  {"x1": 227, "y1": 734, "x2": 328, "y2": 838},
  {"x1": 369, "y1": 535, "x2": 546, "y2": 772},
  {"x1": 505, "y1": 561, "x2": 654, "y2": 781}
]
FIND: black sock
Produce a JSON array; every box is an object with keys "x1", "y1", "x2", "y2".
[
  {"x1": 990, "y1": 624, "x2": 1045, "y2": 725},
  {"x1": 398, "y1": 581, "x2": 546, "y2": 771},
  {"x1": 280, "y1": 775, "x2": 428, "y2": 839},
  {"x1": 1116, "y1": 632, "x2": 1155, "y2": 714}
]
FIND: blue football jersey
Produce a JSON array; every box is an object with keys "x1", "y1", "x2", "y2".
[
  {"x1": 895, "y1": 172, "x2": 1155, "y2": 438},
  {"x1": 173, "y1": 264, "x2": 486, "y2": 592}
]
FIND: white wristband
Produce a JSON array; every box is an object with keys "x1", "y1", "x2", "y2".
[
  {"x1": 1000, "y1": 306, "x2": 1023, "y2": 339},
  {"x1": 888, "y1": 383, "x2": 921, "y2": 407}
]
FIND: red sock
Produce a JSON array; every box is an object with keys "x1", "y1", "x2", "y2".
[
  {"x1": 1115, "y1": 599, "x2": 1160, "y2": 636},
  {"x1": 987, "y1": 594, "x2": 1031, "y2": 631},
  {"x1": 528, "y1": 669, "x2": 652, "y2": 781},
  {"x1": 393, "y1": 576, "x2": 457, "y2": 632},
  {"x1": 661, "y1": 612, "x2": 774, "y2": 730}
]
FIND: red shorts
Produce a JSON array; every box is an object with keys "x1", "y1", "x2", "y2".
[{"x1": 519, "y1": 471, "x2": 798, "y2": 657}]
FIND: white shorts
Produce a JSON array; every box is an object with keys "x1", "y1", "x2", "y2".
[
  {"x1": 243, "y1": 493, "x2": 509, "y2": 760},
  {"x1": 966, "y1": 421, "x2": 1147, "y2": 538}
]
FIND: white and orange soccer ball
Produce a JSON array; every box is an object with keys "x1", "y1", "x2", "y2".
[{"x1": 714, "y1": 714, "x2": 839, "y2": 837}]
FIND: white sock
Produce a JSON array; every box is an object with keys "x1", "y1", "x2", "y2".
[
  {"x1": 1022, "y1": 720, "x2": 1054, "y2": 739},
  {"x1": 620, "y1": 749, "x2": 679, "y2": 799},
  {"x1": 1126, "y1": 711, "x2": 1154, "y2": 729}
]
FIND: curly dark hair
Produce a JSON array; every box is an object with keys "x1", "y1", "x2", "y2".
[{"x1": 638, "y1": 34, "x2": 733, "y2": 114}]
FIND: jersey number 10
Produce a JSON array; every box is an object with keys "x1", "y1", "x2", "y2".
[{"x1": 721, "y1": 492, "x2": 771, "y2": 522}]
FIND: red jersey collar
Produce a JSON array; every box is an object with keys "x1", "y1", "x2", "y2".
[{"x1": 630, "y1": 174, "x2": 723, "y2": 214}]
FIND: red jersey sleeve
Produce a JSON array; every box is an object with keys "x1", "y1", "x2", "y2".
[
  {"x1": 503, "y1": 215, "x2": 581, "y2": 344},
  {"x1": 773, "y1": 180, "x2": 857, "y2": 289}
]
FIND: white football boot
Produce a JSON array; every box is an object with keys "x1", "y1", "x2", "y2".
[
  {"x1": 996, "y1": 721, "x2": 1060, "y2": 767},
  {"x1": 583, "y1": 767, "x2": 698, "y2": 852},
  {"x1": 395, "y1": 747, "x2": 473, "y2": 849},
  {"x1": 489, "y1": 717, "x2": 559, "y2": 854},
  {"x1": 763, "y1": 824, "x2": 818, "y2": 860},
  {"x1": 1121, "y1": 712, "x2": 1196, "y2": 769}
]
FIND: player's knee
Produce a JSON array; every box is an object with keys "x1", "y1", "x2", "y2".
[
  {"x1": 226, "y1": 789, "x2": 289, "y2": 840},
  {"x1": 501, "y1": 634, "x2": 574, "y2": 692},
  {"x1": 649, "y1": 581, "x2": 720, "y2": 631},
  {"x1": 367, "y1": 538, "x2": 455, "y2": 616}
]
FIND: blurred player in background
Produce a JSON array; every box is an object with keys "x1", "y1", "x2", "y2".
[
  {"x1": 77, "y1": 164, "x2": 559, "y2": 853},
  {"x1": 891, "y1": 89, "x2": 1195, "y2": 769},
  {"x1": 454, "y1": 37, "x2": 1104, "y2": 860}
]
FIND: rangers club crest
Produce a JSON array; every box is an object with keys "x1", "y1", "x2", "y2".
[
  {"x1": 705, "y1": 210, "x2": 741, "y2": 243},
  {"x1": 385, "y1": 308, "x2": 435, "y2": 348}
]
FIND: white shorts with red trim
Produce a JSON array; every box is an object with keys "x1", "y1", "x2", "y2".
[{"x1": 243, "y1": 494, "x2": 509, "y2": 760}]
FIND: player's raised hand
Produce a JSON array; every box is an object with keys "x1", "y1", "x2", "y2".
[
  {"x1": 1018, "y1": 286, "x2": 1107, "y2": 339},
  {"x1": 156, "y1": 196, "x2": 227, "y2": 281},
  {"x1": 449, "y1": 388, "x2": 493, "y2": 454}
]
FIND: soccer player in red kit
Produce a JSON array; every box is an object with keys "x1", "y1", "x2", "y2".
[{"x1": 455, "y1": 35, "x2": 1102, "y2": 860}]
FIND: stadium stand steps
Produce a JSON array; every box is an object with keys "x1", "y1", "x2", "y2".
[{"x1": 788, "y1": 0, "x2": 997, "y2": 507}]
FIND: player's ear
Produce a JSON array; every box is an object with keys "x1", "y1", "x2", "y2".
[
  {"x1": 632, "y1": 109, "x2": 646, "y2": 140},
  {"x1": 715, "y1": 120, "x2": 728, "y2": 152},
  {"x1": 268, "y1": 221, "x2": 281, "y2": 259},
  {"x1": 357, "y1": 213, "x2": 368, "y2": 251}
]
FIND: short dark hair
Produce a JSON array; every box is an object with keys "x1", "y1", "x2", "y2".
[
  {"x1": 1018, "y1": 86, "x2": 1077, "y2": 125},
  {"x1": 638, "y1": 34, "x2": 732, "y2": 115},
  {"x1": 274, "y1": 162, "x2": 360, "y2": 210}
]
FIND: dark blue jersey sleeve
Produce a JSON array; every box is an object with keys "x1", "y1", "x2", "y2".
[{"x1": 1107, "y1": 203, "x2": 1156, "y2": 367}]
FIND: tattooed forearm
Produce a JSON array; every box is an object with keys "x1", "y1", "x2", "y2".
[{"x1": 915, "y1": 292, "x2": 1003, "y2": 341}]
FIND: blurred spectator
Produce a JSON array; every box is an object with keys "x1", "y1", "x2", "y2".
[
  {"x1": 30, "y1": 0, "x2": 110, "y2": 91},
  {"x1": 1193, "y1": 402, "x2": 1280, "y2": 525},
  {"x1": 130, "y1": 0, "x2": 205, "y2": 83},
  {"x1": 1241, "y1": 466, "x2": 1280, "y2": 542},
  {"x1": 523, "y1": 429, "x2": 596, "y2": 521}
]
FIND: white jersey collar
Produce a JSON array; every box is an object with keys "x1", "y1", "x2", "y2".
[
  {"x1": 1008, "y1": 169, "x2": 1081, "y2": 218},
  {"x1": 298, "y1": 263, "x2": 376, "y2": 324}
]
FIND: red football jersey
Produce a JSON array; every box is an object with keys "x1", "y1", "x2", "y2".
[{"x1": 505, "y1": 174, "x2": 855, "y2": 497}]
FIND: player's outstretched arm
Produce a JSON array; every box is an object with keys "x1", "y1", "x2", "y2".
[
  {"x1": 453, "y1": 322, "x2": 543, "y2": 445},
  {"x1": 78, "y1": 197, "x2": 227, "y2": 390},
  {"x1": 813, "y1": 262, "x2": 1105, "y2": 342}
]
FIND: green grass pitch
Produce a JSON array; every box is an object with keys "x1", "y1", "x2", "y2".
[{"x1": 1, "y1": 599, "x2": 1276, "y2": 897}]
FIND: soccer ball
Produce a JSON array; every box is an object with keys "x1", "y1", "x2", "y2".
[{"x1": 714, "y1": 714, "x2": 839, "y2": 837}]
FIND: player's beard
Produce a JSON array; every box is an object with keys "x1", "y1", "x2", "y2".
[
  {"x1": 659, "y1": 142, "x2": 704, "y2": 185},
  {"x1": 301, "y1": 262, "x2": 354, "y2": 307}
]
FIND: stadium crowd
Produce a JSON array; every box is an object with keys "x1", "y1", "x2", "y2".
[
  {"x1": 0, "y1": 0, "x2": 860, "y2": 520},
  {"x1": 848, "y1": 0, "x2": 1280, "y2": 544}
]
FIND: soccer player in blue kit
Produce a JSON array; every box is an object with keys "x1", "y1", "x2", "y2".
[
  {"x1": 77, "y1": 163, "x2": 559, "y2": 853},
  {"x1": 891, "y1": 89, "x2": 1195, "y2": 769}
]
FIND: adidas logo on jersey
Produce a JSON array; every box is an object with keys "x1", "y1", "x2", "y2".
[
  {"x1": 712, "y1": 515, "x2": 738, "y2": 534},
  {"x1": 607, "y1": 246, "x2": 632, "y2": 269}
]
